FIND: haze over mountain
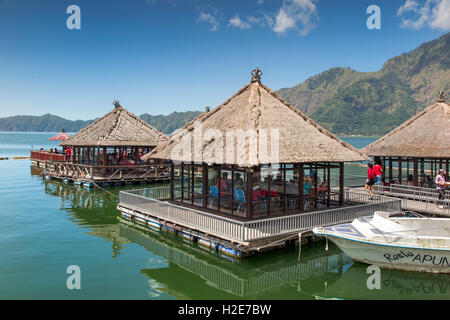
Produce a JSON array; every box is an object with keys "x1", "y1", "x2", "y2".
[{"x1": 278, "y1": 32, "x2": 450, "y2": 135}]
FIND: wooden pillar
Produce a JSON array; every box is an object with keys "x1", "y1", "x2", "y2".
[
  {"x1": 339, "y1": 163, "x2": 344, "y2": 205},
  {"x1": 202, "y1": 163, "x2": 208, "y2": 208},
  {"x1": 266, "y1": 172, "x2": 271, "y2": 216},
  {"x1": 398, "y1": 157, "x2": 402, "y2": 184},
  {"x1": 246, "y1": 169, "x2": 254, "y2": 219},
  {"x1": 298, "y1": 164, "x2": 304, "y2": 212},
  {"x1": 388, "y1": 157, "x2": 393, "y2": 184},
  {"x1": 180, "y1": 162, "x2": 184, "y2": 201},
  {"x1": 381, "y1": 157, "x2": 386, "y2": 183},
  {"x1": 446, "y1": 160, "x2": 449, "y2": 181},
  {"x1": 103, "y1": 147, "x2": 107, "y2": 175},
  {"x1": 327, "y1": 166, "x2": 331, "y2": 207},
  {"x1": 231, "y1": 166, "x2": 235, "y2": 215},
  {"x1": 413, "y1": 158, "x2": 418, "y2": 186},
  {"x1": 170, "y1": 162, "x2": 174, "y2": 200},
  {"x1": 191, "y1": 162, "x2": 195, "y2": 205},
  {"x1": 314, "y1": 164, "x2": 318, "y2": 209},
  {"x1": 282, "y1": 165, "x2": 287, "y2": 214}
]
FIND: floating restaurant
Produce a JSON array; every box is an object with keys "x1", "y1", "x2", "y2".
[
  {"x1": 43, "y1": 101, "x2": 170, "y2": 187},
  {"x1": 118, "y1": 69, "x2": 402, "y2": 257},
  {"x1": 362, "y1": 92, "x2": 450, "y2": 187}
]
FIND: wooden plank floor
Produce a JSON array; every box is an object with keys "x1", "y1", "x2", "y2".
[{"x1": 350, "y1": 187, "x2": 450, "y2": 218}]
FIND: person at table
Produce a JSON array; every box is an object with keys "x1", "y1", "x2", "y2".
[
  {"x1": 234, "y1": 173, "x2": 244, "y2": 187},
  {"x1": 217, "y1": 172, "x2": 230, "y2": 192}
]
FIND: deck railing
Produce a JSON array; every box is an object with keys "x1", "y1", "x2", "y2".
[
  {"x1": 31, "y1": 151, "x2": 65, "y2": 162},
  {"x1": 119, "y1": 187, "x2": 401, "y2": 243},
  {"x1": 44, "y1": 161, "x2": 170, "y2": 181},
  {"x1": 373, "y1": 183, "x2": 450, "y2": 214}
]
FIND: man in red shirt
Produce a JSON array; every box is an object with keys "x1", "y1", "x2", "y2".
[
  {"x1": 365, "y1": 163, "x2": 376, "y2": 198},
  {"x1": 373, "y1": 161, "x2": 383, "y2": 185}
]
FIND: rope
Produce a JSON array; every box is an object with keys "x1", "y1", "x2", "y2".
[
  {"x1": 92, "y1": 181, "x2": 119, "y2": 199},
  {"x1": 254, "y1": 233, "x2": 299, "y2": 251}
]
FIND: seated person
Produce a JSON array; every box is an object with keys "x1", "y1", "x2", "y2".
[
  {"x1": 217, "y1": 172, "x2": 230, "y2": 192},
  {"x1": 234, "y1": 173, "x2": 244, "y2": 186}
]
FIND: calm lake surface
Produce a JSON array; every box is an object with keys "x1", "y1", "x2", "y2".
[{"x1": 0, "y1": 133, "x2": 448, "y2": 300}]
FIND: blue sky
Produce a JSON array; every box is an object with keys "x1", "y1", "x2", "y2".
[{"x1": 0, "y1": 0, "x2": 448, "y2": 119}]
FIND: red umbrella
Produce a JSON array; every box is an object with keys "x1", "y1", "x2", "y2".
[{"x1": 48, "y1": 129, "x2": 71, "y2": 141}]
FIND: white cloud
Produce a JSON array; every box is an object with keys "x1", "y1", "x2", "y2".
[
  {"x1": 197, "y1": 12, "x2": 219, "y2": 31},
  {"x1": 397, "y1": 0, "x2": 450, "y2": 31},
  {"x1": 228, "y1": 15, "x2": 251, "y2": 29},
  {"x1": 273, "y1": 0, "x2": 319, "y2": 35}
]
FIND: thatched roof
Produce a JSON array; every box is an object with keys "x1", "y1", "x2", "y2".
[
  {"x1": 62, "y1": 102, "x2": 167, "y2": 147},
  {"x1": 362, "y1": 100, "x2": 450, "y2": 158},
  {"x1": 142, "y1": 70, "x2": 368, "y2": 167}
]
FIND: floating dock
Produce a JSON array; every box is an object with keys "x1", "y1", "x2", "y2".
[{"x1": 117, "y1": 187, "x2": 402, "y2": 258}]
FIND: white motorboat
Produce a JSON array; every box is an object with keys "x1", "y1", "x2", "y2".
[{"x1": 313, "y1": 212, "x2": 450, "y2": 273}]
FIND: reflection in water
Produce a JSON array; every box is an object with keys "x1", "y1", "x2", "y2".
[
  {"x1": 41, "y1": 176, "x2": 129, "y2": 258},
  {"x1": 41, "y1": 171, "x2": 450, "y2": 300}
]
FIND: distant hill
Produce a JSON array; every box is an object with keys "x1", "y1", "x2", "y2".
[
  {"x1": 0, "y1": 111, "x2": 202, "y2": 135},
  {"x1": 278, "y1": 32, "x2": 450, "y2": 135}
]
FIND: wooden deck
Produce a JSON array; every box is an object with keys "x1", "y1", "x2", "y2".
[
  {"x1": 350, "y1": 187, "x2": 450, "y2": 217},
  {"x1": 118, "y1": 187, "x2": 402, "y2": 257}
]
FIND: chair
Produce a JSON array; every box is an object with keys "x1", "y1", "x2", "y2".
[
  {"x1": 209, "y1": 185, "x2": 219, "y2": 206},
  {"x1": 234, "y1": 189, "x2": 247, "y2": 214}
]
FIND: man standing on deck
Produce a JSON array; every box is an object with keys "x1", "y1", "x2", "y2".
[
  {"x1": 373, "y1": 161, "x2": 383, "y2": 185},
  {"x1": 435, "y1": 169, "x2": 448, "y2": 209}
]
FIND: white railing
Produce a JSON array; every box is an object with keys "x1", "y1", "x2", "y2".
[
  {"x1": 119, "y1": 187, "x2": 401, "y2": 243},
  {"x1": 373, "y1": 184, "x2": 450, "y2": 214}
]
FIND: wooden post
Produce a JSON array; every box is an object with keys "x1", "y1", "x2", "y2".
[
  {"x1": 398, "y1": 157, "x2": 402, "y2": 184},
  {"x1": 180, "y1": 162, "x2": 184, "y2": 201},
  {"x1": 231, "y1": 166, "x2": 235, "y2": 215},
  {"x1": 283, "y1": 165, "x2": 286, "y2": 214},
  {"x1": 339, "y1": 163, "x2": 344, "y2": 206},
  {"x1": 388, "y1": 157, "x2": 393, "y2": 184},
  {"x1": 170, "y1": 161, "x2": 174, "y2": 200},
  {"x1": 299, "y1": 164, "x2": 304, "y2": 212},
  {"x1": 413, "y1": 158, "x2": 418, "y2": 186},
  {"x1": 381, "y1": 157, "x2": 386, "y2": 183},
  {"x1": 202, "y1": 163, "x2": 208, "y2": 208},
  {"x1": 191, "y1": 162, "x2": 195, "y2": 205},
  {"x1": 267, "y1": 172, "x2": 271, "y2": 217},
  {"x1": 314, "y1": 164, "x2": 318, "y2": 209},
  {"x1": 327, "y1": 166, "x2": 331, "y2": 207},
  {"x1": 246, "y1": 169, "x2": 254, "y2": 219}
]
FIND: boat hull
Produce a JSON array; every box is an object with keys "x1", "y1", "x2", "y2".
[{"x1": 327, "y1": 235, "x2": 450, "y2": 273}]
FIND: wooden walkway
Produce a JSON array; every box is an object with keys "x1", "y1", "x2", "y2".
[{"x1": 350, "y1": 187, "x2": 450, "y2": 218}]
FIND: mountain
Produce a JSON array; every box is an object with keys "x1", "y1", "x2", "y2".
[
  {"x1": 0, "y1": 111, "x2": 202, "y2": 135},
  {"x1": 278, "y1": 32, "x2": 450, "y2": 135}
]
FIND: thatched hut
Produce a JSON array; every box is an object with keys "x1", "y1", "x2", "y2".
[
  {"x1": 62, "y1": 101, "x2": 167, "y2": 167},
  {"x1": 142, "y1": 68, "x2": 368, "y2": 219},
  {"x1": 362, "y1": 92, "x2": 449, "y2": 187}
]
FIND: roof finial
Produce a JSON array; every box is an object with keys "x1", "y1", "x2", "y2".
[
  {"x1": 251, "y1": 67, "x2": 262, "y2": 83},
  {"x1": 438, "y1": 91, "x2": 447, "y2": 103},
  {"x1": 113, "y1": 100, "x2": 122, "y2": 109}
]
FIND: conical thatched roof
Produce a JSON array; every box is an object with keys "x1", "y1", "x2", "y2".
[
  {"x1": 142, "y1": 70, "x2": 368, "y2": 167},
  {"x1": 61, "y1": 102, "x2": 167, "y2": 147},
  {"x1": 362, "y1": 100, "x2": 450, "y2": 158}
]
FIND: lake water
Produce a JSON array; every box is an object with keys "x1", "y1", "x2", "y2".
[{"x1": 0, "y1": 133, "x2": 448, "y2": 300}]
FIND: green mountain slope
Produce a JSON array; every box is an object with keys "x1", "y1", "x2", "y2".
[
  {"x1": 278, "y1": 32, "x2": 450, "y2": 135},
  {"x1": 0, "y1": 111, "x2": 202, "y2": 135}
]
